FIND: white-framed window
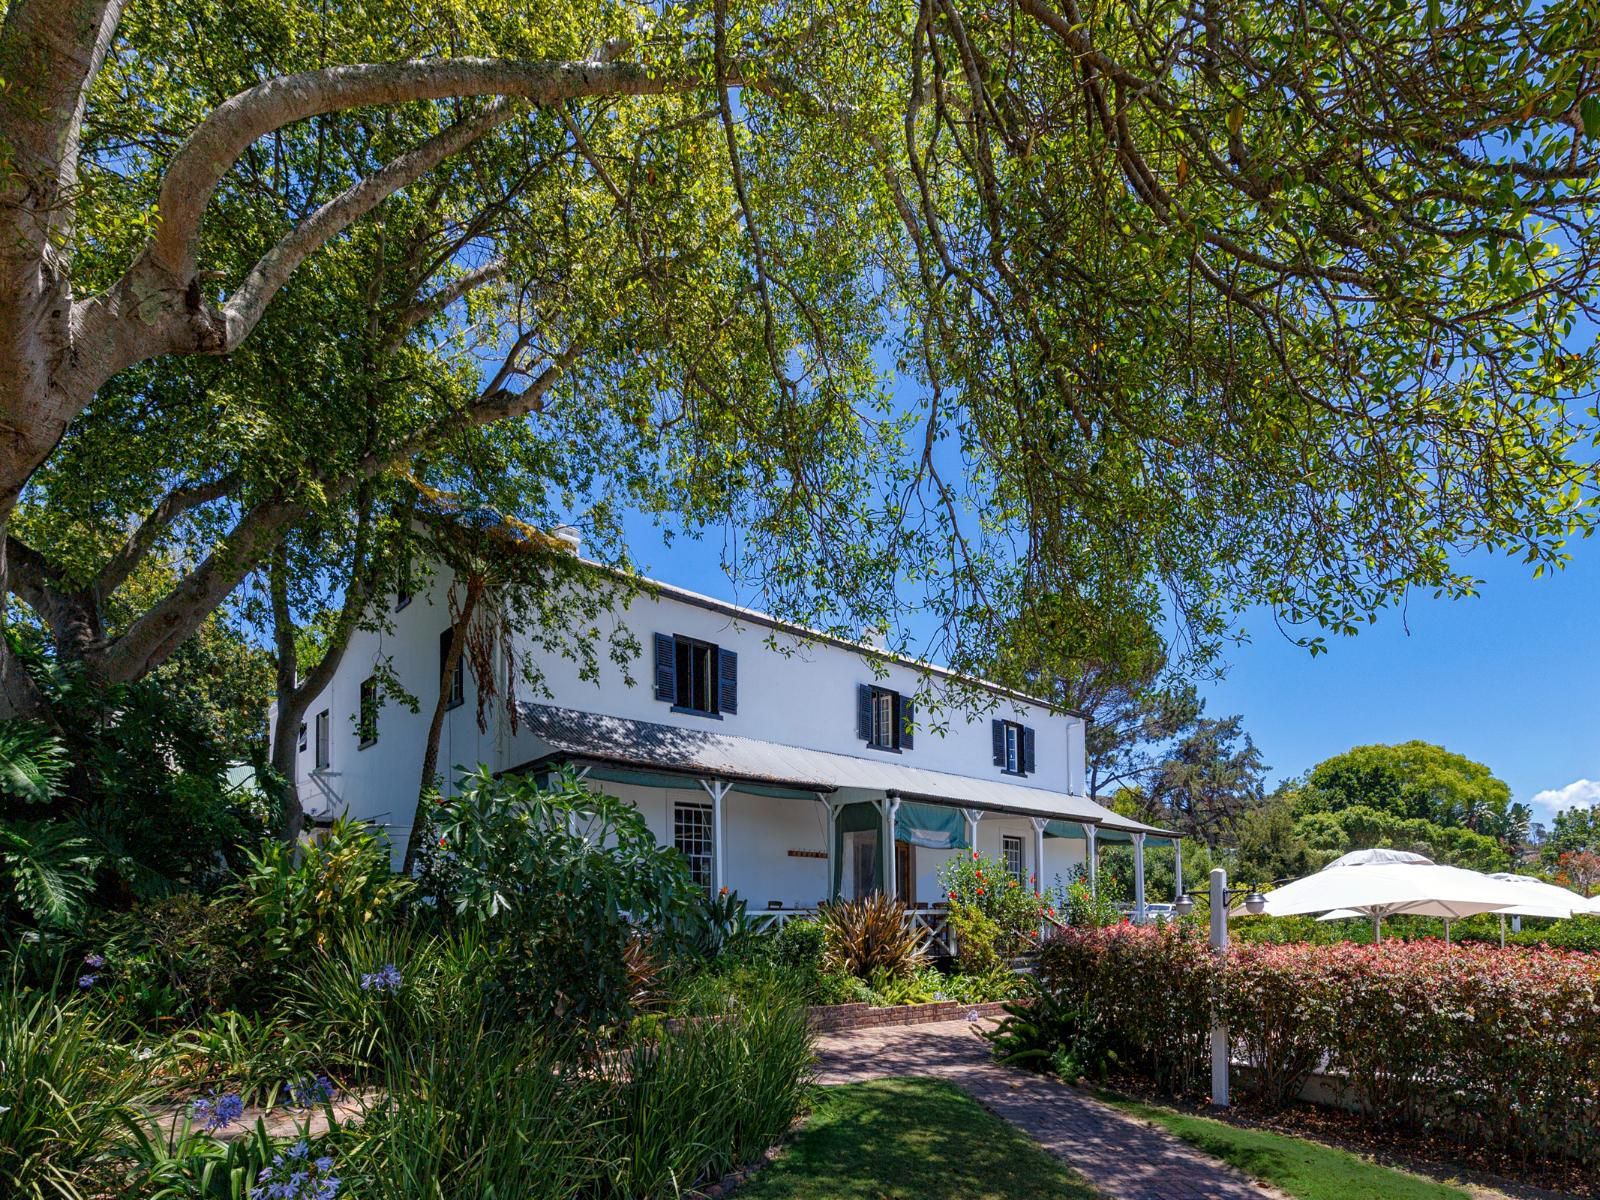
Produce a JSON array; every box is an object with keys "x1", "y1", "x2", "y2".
[
  {"x1": 297, "y1": 721, "x2": 307, "y2": 753},
  {"x1": 1002, "y1": 834, "x2": 1025, "y2": 884},
  {"x1": 674, "y1": 801, "x2": 715, "y2": 892},
  {"x1": 1004, "y1": 721, "x2": 1022, "y2": 773},
  {"x1": 872, "y1": 688, "x2": 897, "y2": 749},
  {"x1": 314, "y1": 709, "x2": 331, "y2": 770}
]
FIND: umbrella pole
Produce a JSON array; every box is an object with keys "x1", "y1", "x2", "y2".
[
  {"x1": 1372, "y1": 913, "x2": 1381, "y2": 944},
  {"x1": 1444, "y1": 919, "x2": 1451, "y2": 947},
  {"x1": 1499, "y1": 912, "x2": 1506, "y2": 949}
]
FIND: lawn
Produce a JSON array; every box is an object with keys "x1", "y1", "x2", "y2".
[
  {"x1": 737, "y1": 1077, "x2": 1101, "y2": 1200},
  {"x1": 1098, "y1": 1094, "x2": 1473, "y2": 1200}
]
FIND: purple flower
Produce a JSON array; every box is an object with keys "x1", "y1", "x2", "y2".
[
  {"x1": 359, "y1": 963, "x2": 402, "y2": 994},
  {"x1": 191, "y1": 1091, "x2": 244, "y2": 1131},
  {"x1": 253, "y1": 1141, "x2": 338, "y2": 1199},
  {"x1": 83, "y1": 953, "x2": 105, "y2": 969},
  {"x1": 76, "y1": 974, "x2": 98, "y2": 990},
  {"x1": 288, "y1": 1075, "x2": 336, "y2": 1108}
]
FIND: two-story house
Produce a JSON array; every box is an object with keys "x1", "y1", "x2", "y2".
[{"x1": 281, "y1": 558, "x2": 1178, "y2": 925}]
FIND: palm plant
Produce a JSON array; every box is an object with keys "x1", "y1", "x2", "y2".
[{"x1": 0, "y1": 719, "x2": 95, "y2": 929}]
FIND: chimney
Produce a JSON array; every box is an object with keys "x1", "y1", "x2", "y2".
[{"x1": 551, "y1": 525, "x2": 583, "y2": 554}]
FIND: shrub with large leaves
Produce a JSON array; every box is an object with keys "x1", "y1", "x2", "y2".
[
  {"x1": 418, "y1": 767, "x2": 705, "y2": 1028},
  {"x1": 0, "y1": 720, "x2": 95, "y2": 930}
]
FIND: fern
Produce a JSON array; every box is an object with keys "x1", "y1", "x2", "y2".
[
  {"x1": 0, "y1": 819, "x2": 97, "y2": 928},
  {"x1": 0, "y1": 720, "x2": 67, "y2": 805}
]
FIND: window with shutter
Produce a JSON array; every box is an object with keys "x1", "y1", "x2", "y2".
[
  {"x1": 857, "y1": 684, "x2": 874, "y2": 741},
  {"x1": 992, "y1": 719, "x2": 1005, "y2": 766},
  {"x1": 717, "y1": 648, "x2": 738, "y2": 714},
  {"x1": 657, "y1": 634, "x2": 723, "y2": 716},
  {"x1": 314, "y1": 709, "x2": 330, "y2": 770},
  {"x1": 998, "y1": 719, "x2": 1028, "y2": 775},
  {"x1": 1023, "y1": 726, "x2": 1037, "y2": 775},
  {"x1": 864, "y1": 685, "x2": 901, "y2": 750}
]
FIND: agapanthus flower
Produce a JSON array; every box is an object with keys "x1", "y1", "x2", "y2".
[
  {"x1": 191, "y1": 1091, "x2": 244, "y2": 1131},
  {"x1": 83, "y1": 952, "x2": 106, "y2": 968},
  {"x1": 77, "y1": 974, "x2": 98, "y2": 989},
  {"x1": 253, "y1": 1140, "x2": 339, "y2": 1199},
  {"x1": 288, "y1": 1075, "x2": 336, "y2": 1108},
  {"x1": 359, "y1": 963, "x2": 402, "y2": 993}
]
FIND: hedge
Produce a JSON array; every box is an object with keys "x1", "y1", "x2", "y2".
[{"x1": 1038, "y1": 924, "x2": 1600, "y2": 1165}]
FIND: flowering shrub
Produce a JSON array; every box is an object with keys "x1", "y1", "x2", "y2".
[
  {"x1": 254, "y1": 1140, "x2": 339, "y2": 1199},
  {"x1": 1038, "y1": 927, "x2": 1600, "y2": 1164},
  {"x1": 939, "y1": 850, "x2": 1049, "y2": 955},
  {"x1": 190, "y1": 1090, "x2": 244, "y2": 1132}
]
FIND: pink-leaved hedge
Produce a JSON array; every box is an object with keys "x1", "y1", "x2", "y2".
[{"x1": 1038, "y1": 923, "x2": 1600, "y2": 1165}]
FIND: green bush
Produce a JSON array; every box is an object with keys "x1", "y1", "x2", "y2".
[
  {"x1": 984, "y1": 981, "x2": 1112, "y2": 1080},
  {"x1": 948, "y1": 901, "x2": 1003, "y2": 973},
  {"x1": 938, "y1": 851, "x2": 1046, "y2": 955},
  {"x1": 1039, "y1": 926, "x2": 1600, "y2": 1165},
  {"x1": 419, "y1": 768, "x2": 704, "y2": 1029},
  {"x1": 82, "y1": 893, "x2": 259, "y2": 1023},
  {"x1": 0, "y1": 979, "x2": 151, "y2": 1199},
  {"x1": 238, "y1": 816, "x2": 411, "y2": 963},
  {"x1": 772, "y1": 916, "x2": 826, "y2": 973}
]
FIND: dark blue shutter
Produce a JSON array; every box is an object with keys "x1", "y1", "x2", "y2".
[
  {"x1": 857, "y1": 684, "x2": 874, "y2": 741},
  {"x1": 1023, "y1": 726, "x2": 1037, "y2": 775},
  {"x1": 899, "y1": 696, "x2": 914, "y2": 750},
  {"x1": 654, "y1": 633, "x2": 676, "y2": 702},
  {"x1": 717, "y1": 647, "x2": 738, "y2": 714},
  {"x1": 992, "y1": 719, "x2": 1005, "y2": 766}
]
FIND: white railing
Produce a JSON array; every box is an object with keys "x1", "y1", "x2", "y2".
[{"x1": 747, "y1": 904, "x2": 958, "y2": 958}]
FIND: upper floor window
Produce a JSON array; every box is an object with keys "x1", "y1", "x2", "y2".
[
  {"x1": 653, "y1": 633, "x2": 737, "y2": 716},
  {"x1": 857, "y1": 684, "x2": 914, "y2": 751},
  {"x1": 358, "y1": 676, "x2": 380, "y2": 747},
  {"x1": 992, "y1": 719, "x2": 1036, "y2": 776},
  {"x1": 297, "y1": 721, "x2": 307, "y2": 754},
  {"x1": 439, "y1": 628, "x2": 465, "y2": 710},
  {"x1": 314, "y1": 709, "x2": 331, "y2": 770}
]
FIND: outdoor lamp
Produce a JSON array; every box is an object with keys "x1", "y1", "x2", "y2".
[
  {"x1": 1243, "y1": 891, "x2": 1267, "y2": 915},
  {"x1": 1173, "y1": 893, "x2": 1195, "y2": 918}
]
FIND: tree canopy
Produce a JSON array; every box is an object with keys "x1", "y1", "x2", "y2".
[{"x1": 2, "y1": 0, "x2": 1599, "y2": 736}]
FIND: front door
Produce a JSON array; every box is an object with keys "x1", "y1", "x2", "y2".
[{"x1": 896, "y1": 840, "x2": 914, "y2": 905}]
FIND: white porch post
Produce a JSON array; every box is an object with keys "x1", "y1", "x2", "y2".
[
  {"x1": 962, "y1": 808, "x2": 984, "y2": 856},
  {"x1": 821, "y1": 795, "x2": 838, "y2": 902},
  {"x1": 1174, "y1": 838, "x2": 1184, "y2": 901},
  {"x1": 1086, "y1": 824, "x2": 1099, "y2": 899},
  {"x1": 1028, "y1": 817, "x2": 1047, "y2": 894},
  {"x1": 1133, "y1": 832, "x2": 1147, "y2": 924},
  {"x1": 882, "y1": 794, "x2": 901, "y2": 898},
  {"x1": 699, "y1": 778, "x2": 731, "y2": 894},
  {"x1": 1210, "y1": 867, "x2": 1230, "y2": 1107}
]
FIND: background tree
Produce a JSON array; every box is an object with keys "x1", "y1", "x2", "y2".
[
  {"x1": 1543, "y1": 805, "x2": 1600, "y2": 866},
  {"x1": 1144, "y1": 715, "x2": 1267, "y2": 846}
]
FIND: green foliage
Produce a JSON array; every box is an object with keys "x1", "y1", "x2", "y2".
[
  {"x1": 83, "y1": 894, "x2": 259, "y2": 1024},
  {"x1": 816, "y1": 894, "x2": 925, "y2": 980},
  {"x1": 1543, "y1": 805, "x2": 1600, "y2": 862},
  {"x1": 1145, "y1": 715, "x2": 1267, "y2": 846},
  {"x1": 1293, "y1": 805, "x2": 1507, "y2": 872},
  {"x1": 948, "y1": 902, "x2": 1004, "y2": 974},
  {"x1": 420, "y1": 767, "x2": 703, "y2": 1028},
  {"x1": 1051, "y1": 867, "x2": 1123, "y2": 930},
  {"x1": 238, "y1": 817, "x2": 411, "y2": 961},
  {"x1": 0, "y1": 980, "x2": 151, "y2": 1200},
  {"x1": 938, "y1": 851, "x2": 1046, "y2": 955},
  {"x1": 984, "y1": 981, "x2": 1114, "y2": 1081},
  {"x1": 0, "y1": 820, "x2": 98, "y2": 931}
]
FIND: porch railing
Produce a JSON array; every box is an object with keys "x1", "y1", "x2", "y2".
[{"x1": 746, "y1": 905, "x2": 958, "y2": 958}]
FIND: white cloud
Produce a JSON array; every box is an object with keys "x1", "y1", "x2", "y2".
[{"x1": 1528, "y1": 778, "x2": 1600, "y2": 827}]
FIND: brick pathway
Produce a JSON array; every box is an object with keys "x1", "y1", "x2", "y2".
[{"x1": 814, "y1": 1018, "x2": 1279, "y2": 1200}]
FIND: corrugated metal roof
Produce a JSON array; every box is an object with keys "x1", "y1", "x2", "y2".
[{"x1": 515, "y1": 703, "x2": 1172, "y2": 837}]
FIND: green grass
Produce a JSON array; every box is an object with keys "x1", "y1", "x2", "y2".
[
  {"x1": 737, "y1": 1077, "x2": 1100, "y2": 1200},
  {"x1": 1098, "y1": 1094, "x2": 1472, "y2": 1200}
]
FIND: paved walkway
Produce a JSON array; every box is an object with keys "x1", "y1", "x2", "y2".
[{"x1": 814, "y1": 1018, "x2": 1279, "y2": 1200}]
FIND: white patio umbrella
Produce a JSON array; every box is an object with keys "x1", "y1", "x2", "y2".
[
  {"x1": 1484, "y1": 873, "x2": 1598, "y2": 946},
  {"x1": 1255, "y1": 848, "x2": 1527, "y2": 942}
]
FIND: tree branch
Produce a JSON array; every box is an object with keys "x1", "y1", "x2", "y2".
[{"x1": 95, "y1": 472, "x2": 239, "y2": 599}]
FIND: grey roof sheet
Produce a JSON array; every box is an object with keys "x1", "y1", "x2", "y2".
[{"x1": 516, "y1": 702, "x2": 1172, "y2": 836}]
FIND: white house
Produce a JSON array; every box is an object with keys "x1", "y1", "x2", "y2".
[{"x1": 279, "y1": 557, "x2": 1178, "y2": 926}]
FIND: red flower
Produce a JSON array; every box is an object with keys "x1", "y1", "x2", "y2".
[
  {"x1": 948, "y1": 890, "x2": 958, "y2": 901},
  {"x1": 438, "y1": 836, "x2": 446, "y2": 847},
  {"x1": 719, "y1": 886, "x2": 729, "y2": 896},
  {"x1": 976, "y1": 887, "x2": 985, "y2": 896}
]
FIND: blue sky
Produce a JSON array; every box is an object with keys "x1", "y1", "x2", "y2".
[{"x1": 618, "y1": 519, "x2": 1600, "y2": 833}]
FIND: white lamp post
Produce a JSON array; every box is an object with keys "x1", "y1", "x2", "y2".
[{"x1": 1171, "y1": 867, "x2": 1265, "y2": 1109}]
